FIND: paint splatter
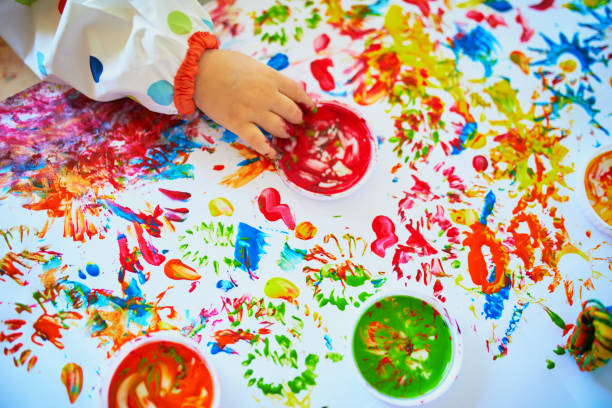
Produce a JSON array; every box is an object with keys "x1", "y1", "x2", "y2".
[
  {"x1": 164, "y1": 259, "x2": 201, "y2": 281},
  {"x1": 310, "y1": 58, "x2": 335, "y2": 91},
  {"x1": 264, "y1": 277, "x2": 300, "y2": 300},
  {"x1": 60, "y1": 363, "x2": 83, "y2": 404},
  {"x1": 295, "y1": 221, "x2": 317, "y2": 240},
  {"x1": 370, "y1": 215, "x2": 398, "y2": 257},
  {"x1": 209, "y1": 197, "x2": 235, "y2": 217},
  {"x1": 258, "y1": 188, "x2": 296, "y2": 230},
  {"x1": 234, "y1": 223, "x2": 268, "y2": 278}
]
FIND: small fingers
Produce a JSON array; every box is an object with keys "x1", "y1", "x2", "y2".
[
  {"x1": 237, "y1": 122, "x2": 279, "y2": 159},
  {"x1": 277, "y1": 75, "x2": 314, "y2": 110},
  {"x1": 255, "y1": 111, "x2": 293, "y2": 139},
  {"x1": 270, "y1": 93, "x2": 303, "y2": 125}
]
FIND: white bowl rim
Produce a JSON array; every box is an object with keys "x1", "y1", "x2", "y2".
[
  {"x1": 348, "y1": 288, "x2": 464, "y2": 407},
  {"x1": 98, "y1": 330, "x2": 220, "y2": 408},
  {"x1": 275, "y1": 100, "x2": 379, "y2": 201}
]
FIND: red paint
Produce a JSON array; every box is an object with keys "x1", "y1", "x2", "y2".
[
  {"x1": 310, "y1": 58, "x2": 335, "y2": 91},
  {"x1": 275, "y1": 102, "x2": 374, "y2": 196},
  {"x1": 314, "y1": 33, "x2": 330, "y2": 52},
  {"x1": 133, "y1": 223, "x2": 166, "y2": 266},
  {"x1": 31, "y1": 312, "x2": 81, "y2": 349},
  {"x1": 213, "y1": 329, "x2": 256, "y2": 350},
  {"x1": 472, "y1": 155, "x2": 489, "y2": 172},
  {"x1": 258, "y1": 188, "x2": 296, "y2": 230},
  {"x1": 108, "y1": 341, "x2": 214, "y2": 408},
  {"x1": 463, "y1": 223, "x2": 509, "y2": 294},
  {"x1": 58, "y1": 0, "x2": 67, "y2": 14},
  {"x1": 516, "y1": 10, "x2": 535, "y2": 43},
  {"x1": 213, "y1": 165, "x2": 225, "y2": 171},
  {"x1": 433, "y1": 279, "x2": 445, "y2": 303},
  {"x1": 466, "y1": 10, "x2": 485, "y2": 22},
  {"x1": 403, "y1": 0, "x2": 433, "y2": 17},
  {"x1": 406, "y1": 221, "x2": 438, "y2": 256},
  {"x1": 4, "y1": 319, "x2": 26, "y2": 330},
  {"x1": 485, "y1": 14, "x2": 507, "y2": 28},
  {"x1": 371, "y1": 215, "x2": 399, "y2": 258},
  {"x1": 529, "y1": 0, "x2": 554, "y2": 11},
  {"x1": 117, "y1": 233, "x2": 142, "y2": 282},
  {"x1": 158, "y1": 188, "x2": 191, "y2": 201}
]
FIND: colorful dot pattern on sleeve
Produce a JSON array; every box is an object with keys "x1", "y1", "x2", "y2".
[
  {"x1": 36, "y1": 51, "x2": 47, "y2": 76},
  {"x1": 89, "y1": 56, "x2": 103, "y2": 83},
  {"x1": 147, "y1": 80, "x2": 174, "y2": 106}
]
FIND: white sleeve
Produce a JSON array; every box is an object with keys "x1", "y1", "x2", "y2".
[{"x1": 0, "y1": 0, "x2": 215, "y2": 114}]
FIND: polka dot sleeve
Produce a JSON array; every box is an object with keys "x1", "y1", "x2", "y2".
[{"x1": 0, "y1": 0, "x2": 217, "y2": 115}]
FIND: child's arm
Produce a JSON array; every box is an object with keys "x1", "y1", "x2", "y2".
[{"x1": 0, "y1": 0, "x2": 312, "y2": 158}]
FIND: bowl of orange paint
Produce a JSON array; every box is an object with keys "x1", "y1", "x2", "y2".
[
  {"x1": 578, "y1": 144, "x2": 612, "y2": 237},
  {"x1": 100, "y1": 331, "x2": 220, "y2": 408},
  {"x1": 349, "y1": 289, "x2": 463, "y2": 406},
  {"x1": 274, "y1": 101, "x2": 377, "y2": 200}
]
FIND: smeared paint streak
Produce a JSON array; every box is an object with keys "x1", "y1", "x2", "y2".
[
  {"x1": 159, "y1": 188, "x2": 191, "y2": 201},
  {"x1": 310, "y1": 58, "x2": 335, "y2": 91},
  {"x1": 463, "y1": 223, "x2": 508, "y2": 294},
  {"x1": 221, "y1": 143, "x2": 275, "y2": 188},
  {"x1": 102, "y1": 200, "x2": 163, "y2": 237},
  {"x1": 117, "y1": 233, "x2": 145, "y2": 284},
  {"x1": 221, "y1": 129, "x2": 239, "y2": 143},
  {"x1": 529, "y1": 0, "x2": 554, "y2": 11},
  {"x1": 267, "y1": 53, "x2": 289, "y2": 71},
  {"x1": 85, "y1": 263, "x2": 100, "y2": 277},
  {"x1": 510, "y1": 50, "x2": 531, "y2": 74},
  {"x1": 209, "y1": 197, "x2": 235, "y2": 217},
  {"x1": 264, "y1": 277, "x2": 300, "y2": 300},
  {"x1": 314, "y1": 33, "x2": 330, "y2": 52},
  {"x1": 278, "y1": 243, "x2": 306, "y2": 272},
  {"x1": 495, "y1": 302, "x2": 529, "y2": 359},
  {"x1": 214, "y1": 329, "x2": 256, "y2": 350},
  {"x1": 234, "y1": 223, "x2": 268, "y2": 278},
  {"x1": 480, "y1": 190, "x2": 496, "y2": 225},
  {"x1": 216, "y1": 279, "x2": 235, "y2": 292},
  {"x1": 133, "y1": 223, "x2": 165, "y2": 266},
  {"x1": 484, "y1": 0, "x2": 512, "y2": 12},
  {"x1": 295, "y1": 221, "x2": 317, "y2": 240},
  {"x1": 516, "y1": 10, "x2": 535, "y2": 42},
  {"x1": 207, "y1": 342, "x2": 236, "y2": 355},
  {"x1": 258, "y1": 188, "x2": 296, "y2": 230},
  {"x1": 483, "y1": 280, "x2": 511, "y2": 319},
  {"x1": 60, "y1": 363, "x2": 83, "y2": 404},
  {"x1": 164, "y1": 259, "x2": 201, "y2": 280},
  {"x1": 370, "y1": 215, "x2": 398, "y2": 257},
  {"x1": 32, "y1": 312, "x2": 82, "y2": 349},
  {"x1": 450, "y1": 26, "x2": 499, "y2": 77}
]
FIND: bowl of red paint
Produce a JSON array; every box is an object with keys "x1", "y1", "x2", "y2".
[
  {"x1": 100, "y1": 331, "x2": 220, "y2": 408},
  {"x1": 274, "y1": 101, "x2": 377, "y2": 199},
  {"x1": 577, "y1": 144, "x2": 612, "y2": 237},
  {"x1": 350, "y1": 290, "x2": 463, "y2": 406}
]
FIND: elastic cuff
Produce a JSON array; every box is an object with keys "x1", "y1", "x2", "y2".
[{"x1": 174, "y1": 31, "x2": 219, "y2": 115}]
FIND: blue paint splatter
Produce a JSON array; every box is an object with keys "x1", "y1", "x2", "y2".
[
  {"x1": 371, "y1": 278, "x2": 386, "y2": 288},
  {"x1": 480, "y1": 190, "x2": 496, "y2": 225},
  {"x1": 324, "y1": 334, "x2": 333, "y2": 350},
  {"x1": 234, "y1": 223, "x2": 268, "y2": 278},
  {"x1": 497, "y1": 302, "x2": 530, "y2": 357},
  {"x1": 78, "y1": 270, "x2": 86, "y2": 280},
  {"x1": 216, "y1": 279, "x2": 236, "y2": 292},
  {"x1": 201, "y1": 18, "x2": 214, "y2": 30},
  {"x1": 147, "y1": 80, "x2": 174, "y2": 106},
  {"x1": 207, "y1": 342, "x2": 237, "y2": 355},
  {"x1": 89, "y1": 56, "x2": 103, "y2": 83},
  {"x1": 237, "y1": 157, "x2": 260, "y2": 167},
  {"x1": 85, "y1": 263, "x2": 100, "y2": 277},
  {"x1": 450, "y1": 26, "x2": 499, "y2": 77},
  {"x1": 484, "y1": 0, "x2": 512, "y2": 12},
  {"x1": 43, "y1": 256, "x2": 61, "y2": 272},
  {"x1": 483, "y1": 278, "x2": 510, "y2": 319},
  {"x1": 392, "y1": 177, "x2": 398, "y2": 183},
  {"x1": 368, "y1": 0, "x2": 390, "y2": 14},
  {"x1": 221, "y1": 129, "x2": 238, "y2": 143},
  {"x1": 579, "y1": 6, "x2": 612, "y2": 43},
  {"x1": 530, "y1": 33, "x2": 601, "y2": 80},
  {"x1": 267, "y1": 53, "x2": 289, "y2": 70},
  {"x1": 451, "y1": 122, "x2": 477, "y2": 155},
  {"x1": 36, "y1": 51, "x2": 47, "y2": 76},
  {"x1": 277, "y1": 243, "x2": 306, "y2": 271}
]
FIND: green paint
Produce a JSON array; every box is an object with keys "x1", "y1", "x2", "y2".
[
  {"x1": 546, "y1": 359, "x2": 556, "y2": 369},
  {"x1": 325, "y1": 352, "x2": 343, "y2": 362},
  {"x1": 353, "y1": 295, "x2": 453, "y2": 399},
  {"x1": 553, "y1": 345, "x2": 566, "y2": 355},
  {"x1": 541, "y1": 305, "x2": 566, "y2": 330}
]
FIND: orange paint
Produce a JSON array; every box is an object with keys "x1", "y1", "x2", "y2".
[
  {"x1": 221, "y1": 143, "x2": 275, "y2": 188},
  {"x1": 108, "y1": 340, "x2": 214, "y2": 408},
  {"x1": 61, "y1": 363, "x2": 83, "y2": 404},
  {"x1": 463, "y1": 222, "x2": 509, "y2": 294},
  {"x1": 164, "y1": 259, "x2": 201, "y2": 281},
  {"x1": 213, "y1": 329, "x2": 256, "y2": 349},
  {"x1": 584, "y1": 150, "x2": 612, "y2": 226},
  {"x1": 31, "y1": 312, "x2": 82, "y2": 349},
  {"x1": 295, "y1": 221, "x2": 317, "y2": 240}
]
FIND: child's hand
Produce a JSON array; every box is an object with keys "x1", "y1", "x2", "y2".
[{"x1": 194, "y1": 50, "x2": 314, "y2": 158}]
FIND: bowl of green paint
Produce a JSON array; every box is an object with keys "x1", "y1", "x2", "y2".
[{"x1": 350, "y1": 290, "x2": 463, "y2": 406}]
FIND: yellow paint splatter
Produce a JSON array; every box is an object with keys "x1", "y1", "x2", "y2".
[
  {"x1": 295, "y1": 221, "x2": 317, "y2": 240},
  {"x1": 60, "y1": 363, "x2": 83, "y2": 404},
  {"x1": 559, "y1": 59, "x2": 577, "y2": 73},
  {"x1": 264, "y1": 277, "x2": 300, "y2": 299},
  {"x1": 510, "y1": 51, "x2": 530, "y2": 75},
  {"x1": 209, "y1": 197, "x2": 234, "y2": 217}
]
